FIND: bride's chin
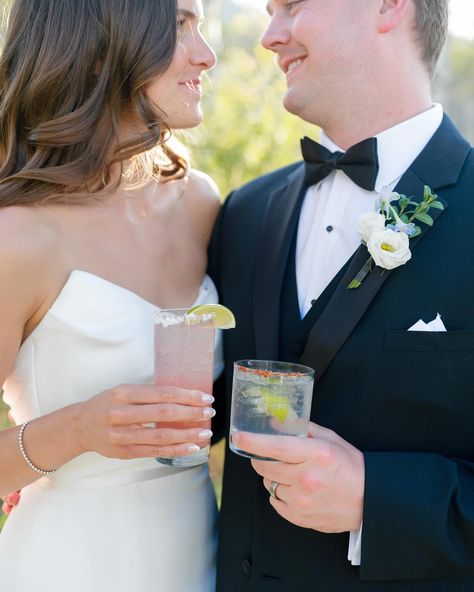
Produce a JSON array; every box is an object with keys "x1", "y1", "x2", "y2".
[{"x1": 171, "y1": 112, "x2": 204, "y2": 130}]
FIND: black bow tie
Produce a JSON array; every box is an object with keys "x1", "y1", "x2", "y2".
[{"x1": 301, "y1": 136, "x2": 379, "y2": 191}]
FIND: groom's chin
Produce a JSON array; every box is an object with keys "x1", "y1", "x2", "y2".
[{"x1": 283, "y1": 94, "x2": 318, "y2": 127}]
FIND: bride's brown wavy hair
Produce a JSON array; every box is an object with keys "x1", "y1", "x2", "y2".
[{"x1": 0, "y1": 0, "x2": 188, "y2": 207}]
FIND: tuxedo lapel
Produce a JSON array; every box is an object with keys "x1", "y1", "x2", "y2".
[
  {"x1": 253, "y1": 164, "x2": 306, "y2": 359},
  {"x1": 300, "y1": 115, "x2": 470, "y2": 380}
]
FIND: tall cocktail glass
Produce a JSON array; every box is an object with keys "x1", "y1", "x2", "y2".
[
  {"x1": 154, "y1": 308, "x2": 215, "y2": 467},
  {"x1": 230, "y1": 360, "x2": 315, "y2": 461}
]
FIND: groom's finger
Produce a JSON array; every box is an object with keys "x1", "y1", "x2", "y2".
[
  {"x1": 231, "y1": 432, "x2": 313, "y2": 464},
  {"x1": 251, "y1": 458, "x2": 296, "y2": 482},
  {"x1": 263, "y1": 478, "x2": 289, "y2": 504}
]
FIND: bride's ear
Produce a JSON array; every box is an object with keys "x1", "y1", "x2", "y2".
[{"x1": 377, "y1": 0, "x2": 411, "y2": 34}]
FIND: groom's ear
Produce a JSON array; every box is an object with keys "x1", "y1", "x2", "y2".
[{"x1": 377, "y1": 0, "x2": 412, "y2": 34}]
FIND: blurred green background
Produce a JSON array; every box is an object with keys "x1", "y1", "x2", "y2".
[{"x1": 1, "y1": 0, "x2": 473, "y2": 526}]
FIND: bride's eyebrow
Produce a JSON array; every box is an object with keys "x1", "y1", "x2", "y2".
[
  {"x1": 178, "y1": 8, "x2": 203, "y2": 23},
  {"x1": 178, "y1": 8, "x2": 204, "y2": 25}
]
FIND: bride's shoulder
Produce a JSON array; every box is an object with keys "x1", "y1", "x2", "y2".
[
  {"x1": 182, "y1": 169, "x2": 221, "y2": 235},
  {"x1": 0, "y1": 204, "x2": 57, "y2": 254},
  {"x1": 0, "y1": 205, "x2": 58, "y2": 291},
  {"x1": 184, "y1": 169, "x2": 220, "y2": 208}
]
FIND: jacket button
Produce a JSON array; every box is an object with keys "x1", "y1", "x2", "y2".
[
  {"x1": 241, "y1": 558, "x2": 252, "y2": 577},
  {"x1": 290, "y1": 342, "x2": 304, "y2": 356}
]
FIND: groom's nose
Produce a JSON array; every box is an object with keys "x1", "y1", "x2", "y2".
[{"x1": 261, "y1": 14, "x2": 291, "y2": 53}]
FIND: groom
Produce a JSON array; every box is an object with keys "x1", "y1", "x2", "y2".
[{"x1": 210, "y1": 0, "x2": 474, "y2": 590}]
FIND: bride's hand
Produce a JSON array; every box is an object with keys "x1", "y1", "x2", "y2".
[{"x1": 74, "y1": 385, "x2": 215, "y2": 460}]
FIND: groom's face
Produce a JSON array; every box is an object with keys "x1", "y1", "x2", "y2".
[{"x1": 262, "y1": 0, "x2": 375, "y2": 127}]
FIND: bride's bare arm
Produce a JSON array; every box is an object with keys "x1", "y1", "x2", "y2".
[
  {"x1": 0, "y1": 211, "x2": 214, "y2": 497},
  {"x1": 0, "y1": 385, "x2": 215, "y2": 497}
]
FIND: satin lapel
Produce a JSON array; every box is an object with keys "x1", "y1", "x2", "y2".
[
  {"x1": 253, "y1": 165, "x2": 306, "y2": 359},
  {"x1": 300, "y1": 116, "x2": 470, "y2": 380}
]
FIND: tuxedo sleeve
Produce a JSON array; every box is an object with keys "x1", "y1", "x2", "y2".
[
  {"x1": 207, "y1": 195, "x2": 233, "y2": 444},
  {"x1": 360, "y1": 451, "x2": 474, "y2": 580}
]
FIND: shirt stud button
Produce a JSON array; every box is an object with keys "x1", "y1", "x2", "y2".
[
  {"x1": 242, "y1": 558, "x2": 252, "y2": 577},
  {"x1": 326, "y1": 225, "x2": 334, "y2": 232}
]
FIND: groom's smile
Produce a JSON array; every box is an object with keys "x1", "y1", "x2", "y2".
[{"x1": 281, "y1": 56, "x2": 307, "y2": 76}]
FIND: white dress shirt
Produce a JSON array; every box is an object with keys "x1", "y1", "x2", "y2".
[
  {"x1": 296, "y1": 103, "x2": 444, "y2": 318},
  {"x1": 294, "y1": 104, "x2": 444, "y2": 564}
]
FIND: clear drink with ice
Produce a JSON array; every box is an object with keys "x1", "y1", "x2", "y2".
[
  {"x1": 154, "y1": 308, "x2": 215, "y2": 467},
  {"x1": 230, "y1": 360, "x2": 315, "y2": 461}
]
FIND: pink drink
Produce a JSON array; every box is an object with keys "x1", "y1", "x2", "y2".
[{"x1": 154, "y1": 309, "x2": 215, "y2": 466}]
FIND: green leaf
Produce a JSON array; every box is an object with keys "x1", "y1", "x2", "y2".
[
  {"x1": 399, "y1": 197, "x2": 409, "y2": 209},
  {"x1": 411, "y1": 226, "x2": 422, "y2": 237},
  {"x1": 415, "y1": 212, "x2": 434, "y2": 226},
  {"x1": 423, "y1": 185, "x2": 435, "y2": 200},
  {"x1": 429, "y1": 200, "x2": 445, "y2": 210},
  {"x1": 347, "y1": 279, "x2": 361, "y2": 290},
  {"x1": 400, "y1": 214, "x2": 409, "y2": 223}
]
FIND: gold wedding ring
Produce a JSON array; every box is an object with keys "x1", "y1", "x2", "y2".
[{"x1": 269, "y1": 480, "x2": 281, "y2": 500}]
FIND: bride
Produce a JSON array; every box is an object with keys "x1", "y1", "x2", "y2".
[{"x1": 0, "y1": 0, "x2": 221, "y2": 590}]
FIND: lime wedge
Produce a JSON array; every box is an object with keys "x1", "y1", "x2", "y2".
[
  {"x1": 186, "y1": 304, "x2": 236, "y2": 329},
  {"x1": 245, "y1": 386, "x2": 295, "y2": 423},
  {"x1": 262, "y1": 390, "x2": 294, "y2": 423}
]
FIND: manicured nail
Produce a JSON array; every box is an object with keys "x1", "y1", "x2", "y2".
[
  {"x1": 232, "y1": 433, "x2": 241, "y2": 445},
  {"x1": 201, "y1": 394, "x2": 214, "y2": 403},
  {"x1": 198, "y1": 429, "x2": 213, "y2": 439},
  {"x1": 203, "y1": 408, "x2": 216, "y2": 418},
  {"x1": 186, "y1": 444, "x2": 200, "y2": 453}
]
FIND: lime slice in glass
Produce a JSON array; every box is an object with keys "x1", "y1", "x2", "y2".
[
  {"x1": 262, "y1": 390, "x2": 296, "y2": 423},
  {"x1": 245, "y1": 387, "x2": 295, "y2": 423},
  {"x1": 186, "y1": 304, "x2": 236, "y2": 329}
]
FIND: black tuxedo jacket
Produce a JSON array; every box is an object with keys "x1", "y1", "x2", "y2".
[{"x1": 209, "y1": 115, "x2": 474, "y2": 591}]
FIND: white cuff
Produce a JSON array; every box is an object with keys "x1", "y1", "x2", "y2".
[{"x1": 347, "y1": 521, "x2": 363, "y2": 566}]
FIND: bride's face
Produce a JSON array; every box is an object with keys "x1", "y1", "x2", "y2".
[{"x1": 147, "y1": 0, "x2": 216, "y2": 130}]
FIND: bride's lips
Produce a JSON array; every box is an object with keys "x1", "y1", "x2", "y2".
[{"x1": 179, "y1": 78, "x2": 202, "y2": 94}]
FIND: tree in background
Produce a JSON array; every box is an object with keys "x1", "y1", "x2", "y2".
[
  {"x1": 433, "y1": 36, "x2": 474, "y2": 143},
  {"x1": 189, "y1": 10, "x2": 313, "y2": 197},
  {"x1": 195, "y1": 3, "x2": 474, "y2": 197}
]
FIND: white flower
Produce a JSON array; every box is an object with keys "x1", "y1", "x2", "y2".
[
  {"x1": 357, "y1": 212, "x2": 386, "y2": 243},
  {"x1": 367, "y1": 228, "x2": 412, "y2": 270},
  {"x1": 379, "y1": 191, "x2": 400, "y2": 215}
]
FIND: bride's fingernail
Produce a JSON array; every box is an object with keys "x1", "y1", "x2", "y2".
[
  {"x1": 201, "y1": 394, "x2": 214, "y2": 403},
  {"x1": 186, "y1": 444, "x2": 200, "y2": 453},
  {"x1": 203, "y1": 408, "x2": 216, "y2": 418},
  {"x1": 198, "y1": 429, "x2": 213, "y2": 439}
]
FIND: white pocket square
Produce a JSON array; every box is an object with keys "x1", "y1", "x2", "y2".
[{"x1": 408, "y1": 313, "x2": 446, "y2": 332}]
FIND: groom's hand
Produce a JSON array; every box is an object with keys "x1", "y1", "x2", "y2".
[{"x1": 232, "y1": 423, "x2": 364, "y2": 533}]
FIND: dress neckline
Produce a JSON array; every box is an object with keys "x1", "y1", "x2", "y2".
[{"x1": 20, "y1": 269, "x2": 210, "y2": 351}]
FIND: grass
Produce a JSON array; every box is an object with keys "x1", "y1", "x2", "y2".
[{"x1": 0, "y1": 398, "x2": 10, "y2": 429}]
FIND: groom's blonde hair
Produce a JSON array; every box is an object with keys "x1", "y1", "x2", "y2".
[{"x1": 413, "y1": 0, "x2": 449, "y2": 78}]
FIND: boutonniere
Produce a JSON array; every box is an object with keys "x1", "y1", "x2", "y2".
[{"x1": 347, "y1": 185, "x2": 444, "y2": 289}]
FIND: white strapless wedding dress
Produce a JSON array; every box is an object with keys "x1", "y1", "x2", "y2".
[{"x1": 0, "y1": 270, "x2": 222, "y2": 592}]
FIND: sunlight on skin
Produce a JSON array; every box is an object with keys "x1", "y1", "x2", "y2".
[{"x1": 233, "y1": 0, "x2": 474, "y2": 40}]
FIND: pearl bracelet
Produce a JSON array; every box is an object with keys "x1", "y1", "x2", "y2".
[{"x1": 18, "y1": 421, "x2": 59, "y2": 475}]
